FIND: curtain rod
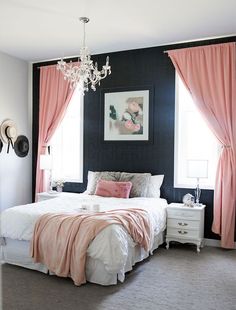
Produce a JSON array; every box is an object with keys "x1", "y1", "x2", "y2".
[{"x1": 36, "y1": 51, "x2": 169, "y2": 67}]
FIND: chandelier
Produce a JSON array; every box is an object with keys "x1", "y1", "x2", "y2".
[{"x1": 57, "y1": 17, "x2": 111, "y2": 94}]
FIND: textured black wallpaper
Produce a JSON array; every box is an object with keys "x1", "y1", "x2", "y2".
[{"x1": 32, "y1": 36, "x2": 236, "y2": 240}]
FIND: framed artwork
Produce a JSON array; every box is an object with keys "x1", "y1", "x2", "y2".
[{"x1": 101, "y1": 86, "x2": 153, "y2": 142}]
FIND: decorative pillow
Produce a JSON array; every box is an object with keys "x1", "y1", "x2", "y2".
[
  {"x1": 146, "y1": 175, "x2": 164, "y2": 198},
  {"x1": 95, "y1": 179, "x2": 132, "y2": 198},
  {"x1": 100, "y1": 171, "x2": 121, "y2": 182},
  {"x1": 119, "y1": 172, "x2": 151, "y2": 197},
  {"x1": 85, "y1": 171, "x2": 121, "y2": 195}
]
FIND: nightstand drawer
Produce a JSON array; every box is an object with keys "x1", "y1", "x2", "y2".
[
  {"x1": 167, "y1": 227, "x2": 199, "y2": 239},
  {"x1": 167, "y1": 218, "x2": 200, "y2": 230},
  {"x1": 167, "y1": 209, "x2": 201, "y2": 220}
]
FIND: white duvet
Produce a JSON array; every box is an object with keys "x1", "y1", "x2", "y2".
[{"x1": 1, "y1": 193, "x2": 167, "y2": 275}]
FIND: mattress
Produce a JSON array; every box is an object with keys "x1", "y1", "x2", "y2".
[{"x1": 0, "y1": 193, "x2": 167, "y2": 285}]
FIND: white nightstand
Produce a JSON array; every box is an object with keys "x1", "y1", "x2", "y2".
[
  {"x1": 166, "y1": 203, "x2": 205, "y2": 253},
  {"x1": 37, "y1": 191, "x2": 61, "y2": 202}
]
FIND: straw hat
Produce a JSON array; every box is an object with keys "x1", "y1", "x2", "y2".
[{"x1": 0, "y1": 119, "x2": 17, "y2": 143}]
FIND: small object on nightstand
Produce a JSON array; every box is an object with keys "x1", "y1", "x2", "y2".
[
  {"x1": 53, "y1": 179, "x2": 65, "y2": 192},
  {"x1": 182, "y1": 193, "x2": 195, "y2": 207},
  {"x1": 166, "y1": 203, "x2": 205, "y2": 253}
]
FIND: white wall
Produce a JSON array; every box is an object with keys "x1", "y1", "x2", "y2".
[{"x1": 0, "y1": 51, "x2": 31, "y2": 211}]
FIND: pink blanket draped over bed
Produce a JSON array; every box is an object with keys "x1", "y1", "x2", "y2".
[{"x1": 30, "y1": 208, "x2": 152, "y2": 286}]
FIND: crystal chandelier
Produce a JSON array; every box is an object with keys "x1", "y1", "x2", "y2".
[{"x1": 57, "y1": 17, "x2": 111, "y2": 94}]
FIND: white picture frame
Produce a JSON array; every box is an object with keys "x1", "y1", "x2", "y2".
[{"x1": 104, "y1": 89, "x2": 150, "y2": 141}]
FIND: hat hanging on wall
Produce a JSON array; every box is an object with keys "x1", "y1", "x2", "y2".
[
  {"x1": 14, "y1": 135, "x2": 29, "y2": 158},
  {"x1": 0, "y1": 119, "x2": 17, "y2": 153},
  {"x1": 0, "y1": 139, "x2": 3, "y2": 153}
]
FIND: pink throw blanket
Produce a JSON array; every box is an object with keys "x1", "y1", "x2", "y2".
[{"x1": 30, "y1": 208, "x2": 152, "y2": 286}]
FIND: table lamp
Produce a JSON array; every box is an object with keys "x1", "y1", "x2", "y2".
[
  {"x1": 187, "y1": 160, "x2": 208, "y2": 205},
  {"x1": 40, "y1": 154, "x2": 53, "y2": 192}
]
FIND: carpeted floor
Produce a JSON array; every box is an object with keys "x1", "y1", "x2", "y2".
[{"x1": 1, "y1": 245, "x2": 236, "y2": 310}]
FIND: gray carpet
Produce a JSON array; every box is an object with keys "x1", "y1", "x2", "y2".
[{"x1": 1, "y1": 245, "x2": 236, "y2": 310}]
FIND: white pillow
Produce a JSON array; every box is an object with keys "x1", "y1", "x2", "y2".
[
  {"x1": 84, "y1": 171, "x2": 99, "y2": 194},
  {"x1": 146, "y1": 175, "x2": 164, "y2": 198}
]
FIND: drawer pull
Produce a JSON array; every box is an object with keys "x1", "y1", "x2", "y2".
[
  {"x1": 178, "y1": 222, "x2": 188, "y2": 226},
  {"x1": 178, "y1": 230, "x2": 188, "y2": 235}
]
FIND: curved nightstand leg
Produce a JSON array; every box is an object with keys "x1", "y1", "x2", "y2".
[{"x1": 196, "y1": 244, "x2": 201, "y2": 253}]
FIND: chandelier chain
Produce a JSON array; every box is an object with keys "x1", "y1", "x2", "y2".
[{"x1": 83, "y1": 19, "x2": 86, "y2": 48}]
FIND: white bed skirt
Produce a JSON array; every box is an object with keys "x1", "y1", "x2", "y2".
[{"x1": 0, "y1": 232, "x2": 164, "y2": 286}]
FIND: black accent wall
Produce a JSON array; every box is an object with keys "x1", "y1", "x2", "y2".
[{"x1": 32, "y1": 36, "x2": 236, "y2": 240}]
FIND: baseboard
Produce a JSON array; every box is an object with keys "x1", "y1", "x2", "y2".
[{"x1": 204, "y1": 238, "x2": 236, "y2": 249}]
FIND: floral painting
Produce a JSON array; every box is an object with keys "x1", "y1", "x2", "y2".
[{"x1": 104, "y1": 89, "x2": 149, "y2": 141}]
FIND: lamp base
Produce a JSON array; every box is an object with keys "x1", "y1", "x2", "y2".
[
  {"x1": 195, "y1": 178, "x2": 201, "y2": 205},
  {"x1": 194, "y1": 202, "x2": 203, "y2": 207}
]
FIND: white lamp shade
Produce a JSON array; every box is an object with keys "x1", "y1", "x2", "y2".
[
  {"x1": 187, "y1": 160, "x2": 208, "y2": 178},
  {"x1": 40, "y1": 154, "x2": 52, "y2": 170}
]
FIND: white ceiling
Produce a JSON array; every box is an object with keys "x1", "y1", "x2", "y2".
[{"x1": 0, "y1": 0, "x2": 235, "y2": 62}]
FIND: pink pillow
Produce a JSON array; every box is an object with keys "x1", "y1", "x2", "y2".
[{"x1": 95, "y1": 179, "x2": 132, "y2": 198}]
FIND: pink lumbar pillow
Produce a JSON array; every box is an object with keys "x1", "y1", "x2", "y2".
[{"x1": 95, "y1": 179, "x2": 132, "y2": 198}]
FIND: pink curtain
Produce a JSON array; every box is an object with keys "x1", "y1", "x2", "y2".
[
  {"x1": 168, "y1": 43, "x2": 236, "y2": 248},
  {"x1": 35, "y1": 64, "x2": 75, "y2": 196}
]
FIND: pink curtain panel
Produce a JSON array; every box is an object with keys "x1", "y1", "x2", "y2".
[
  {"x1": 168, "y1": 43, "x2": 236, "y2": 249},
  {"x1": 35, "y1": 64, "x2": 75, "y2": 195}
]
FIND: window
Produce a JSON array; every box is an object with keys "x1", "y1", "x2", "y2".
[
  {"x1": 50, "y1": 86, "x2": 83, "y2": 183},
  {"x1": 174, "y1": 73, "x2": 220, "y2": 189}
]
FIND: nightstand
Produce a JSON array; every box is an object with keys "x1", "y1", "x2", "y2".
[
  {"x1": 37, "y1": 191, "x2": 61, "y2": 202},
  {"x1": 166, "y1": 203, "x2": 205, "y2": 253}
]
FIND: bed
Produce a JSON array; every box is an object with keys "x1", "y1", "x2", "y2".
[{"x1": 0, "y1": 172, "x2": 167, "y2": 285}]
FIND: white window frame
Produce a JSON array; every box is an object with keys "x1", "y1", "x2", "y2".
[
  {"x1": 50, "y1": 86, "x2": 84, "y2": 183},
  {"x1": 174, "y1": 73, "x2": 220, "y2": 190},
  {"x1": 76, "y1": 91, "x2": 84, "y2": 183}
]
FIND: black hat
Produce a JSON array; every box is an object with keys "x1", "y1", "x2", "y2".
[
  {"x1": 14, "y1": 135, "x2": 29, "y2": 157},
  {"x1": 0, "y1": 139, "x2": 3, "y2": 153}
]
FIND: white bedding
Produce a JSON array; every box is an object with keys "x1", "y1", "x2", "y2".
[{"x1": 1, "y1": 193, "x2": 167, "y2": 280}]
